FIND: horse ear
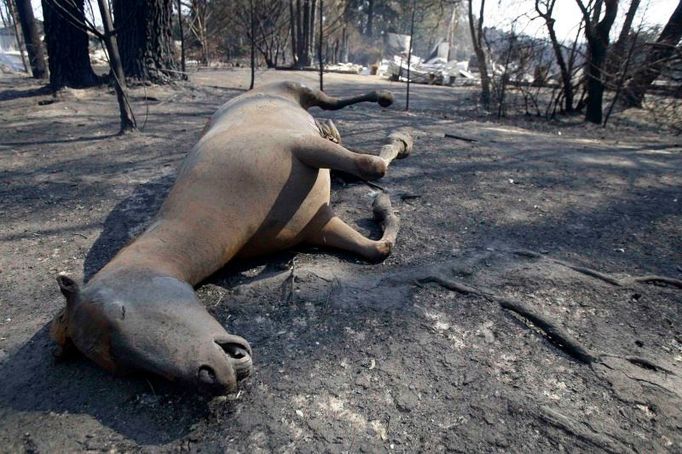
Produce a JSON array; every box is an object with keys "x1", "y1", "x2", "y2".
[
  {"x1": 56, "y1": 273, "x2": 80, "y2": 305},
  {"x1": 52, "y1": 273, "x2": 80, "y2": 359},
  {"x1": 50, "y1": 307, "x2": 75, "y2": 359}
]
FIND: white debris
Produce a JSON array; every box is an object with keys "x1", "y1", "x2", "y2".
[
  {"x1": 0, "y1": 51, "x2": 26, "y2": 73},
  {"x1": 385, "y1": 55, "x2": 476, "y2": 86},
  {"x1": 324, "y1": 62, "x2": 364, "y2": 74}
]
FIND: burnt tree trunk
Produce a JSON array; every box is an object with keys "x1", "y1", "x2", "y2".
[
  {"x1": 405, "y1": 0, "x2": 415, "y2": 111},
  {"x1": 623, "y1": 0, "x2": 682, "y2": 107},
  {"x1": 5, "y1": 0, "x2": 30, "y2": 74},
  {"x1": 176, "y1": 0, "x2": 186, "y2": 74},
  {"x1": 614, "y1": 0, "x2": 640, "y2": 52},
  {"x1": 41, "y1": 0, "x2": 100, "y2": 89},
  {"x1": 341, "y1": 25, "x2": 348, "y2": 62},
  {"x1": 302, "y1": 0, "x2": 310, "y2": 66},
  {"x1": 249, "y1": 0, "x2": 255, "y2": 89},
  {"x1": 365, "y1": 0, "x2": 374, "y2": 36},
  {"x1": 605, "y1": 0, "x2": 640, "y2": 84},
  {"x1": 289, "y1": 0, "x2": 297, "y2": 65},
  {"x1": 295, "y1": 0, "x2": 303, "y2": 66},
  {"x1": 14, "y1": 0, "x2": 47, "y2": 78},
  {"x1": 0, "y1": 2, "x2": 8, "y2": 27},
  {"x1": 536, "y1": 0, "x2": 574, "y2": 112},
  {"x1": 467, "y1": 0, "x2": 491, "y2": 109},
  {"x1": 309, "y1": 0, "x2": 316, "y2": 58},
  {"x1": 291, "y1": 0, "x2": 313, "y2": 67},
  {"x1": 113, "y1": 0, "x2": 178, "y2": 83},
  {"x1": 96, "y1": 0, "x2": 136, "y2": 133},
  {"x1": 189, "y1": 0, "x2": 209, "y2": 65},
  {"x1": 579, "y1": 0, "x2": 619, "y2": 124},
  {"x1": 318, "y1": 0, "x2": 323, "y2": 90}
]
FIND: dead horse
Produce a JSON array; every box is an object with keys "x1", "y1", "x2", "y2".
[{"x1": 51, "y1": 81, "x2": 413, "y2": 394}]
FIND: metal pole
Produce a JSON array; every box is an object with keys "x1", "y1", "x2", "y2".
[
  {"x1": 405, "y1": 0, "x2": 415, "y2": 111},
  {"x1": 176, "y1": 0, "x2": 186, "y2": 75},
  {"x1": 249, "y1": 0, "x2": 256, "y2": 90},
  {"x1": 318, "y1": 0, "x2": 323, "y2": 90}
]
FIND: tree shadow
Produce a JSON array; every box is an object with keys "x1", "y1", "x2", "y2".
[
  {"x1": 0, "y1": 85, "x2": 53, "y2": 102},
  {"x1": 2, "y1": 134, "x2": 118, "y2": 147},
  {"x1": 83, "y1": 174, "x2": 175, "y2": 280}
]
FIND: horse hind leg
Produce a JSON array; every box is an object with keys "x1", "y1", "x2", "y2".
[{"x1": 304, "y1": 194, "x2": 399, "y2": 263}]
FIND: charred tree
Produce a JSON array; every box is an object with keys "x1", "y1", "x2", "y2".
[
  {"x1": 289, "y1": 0, "x2": 297, "y2": 65},
  {"x1": 365, "y1": 0, "x2": 374, "y2": 36},
  {"x1": 0, "y1": 2, "x2": 7, "y2": 27},
  {"x1": 576, "y1": 0, "x2": 619, "y2": 124},
  {"x1": 295, "y1": 0, "x2": 303, "y2": 65},
  {"x1": 246, "y1": 0, "x2": 290, "y2": 69},
  {"x1": 467, "y1": 0, "x2": 491, "y2": 109},
  {"x1": 309, "y1": 0, "x2": 316, "y2": 57},
  {"x1": 176, "y1": 0, "x2": 186, "y2": 74},
  {"x1": 96, "y1": 0, "x2": 136, "y2": 133},
  {"x1": 188, "y1": 0, "x2": 209, "y2": 65},
  {"x1": 605, "y1": 0, "x2": 640, "y2": 84},
  {"x1": 613, "y1": 0, "x2": 640, "y2": 54},
  {"x1": 112, "y1": 0, "x2": 178, "y2": 83},
  {"x1": 14, "y1": 0, "x2": 47, "y2": 78},
  {"x1": 249, "y1": 0, "x2": 255, "y2": 89},
  {"x1": 291, "y1": 0, "x2": 313, "y2": 67},
  {"x1": 623, "y1": 0, "x2": 682, "y2": 107},
  {"x1": 4, "y1": 0, "x2": 30, "y2": 73},
  {"x1": 535, "y1": 0, "x2": 574, "y2": 112},
  {"x1": 405, "y1": 0, "x2": 415, "y2": 111},
  {"x1": 41, "y1": 0, "x2": 100, "y2": 89},
  {"x1": 318, "y1": 0, "x2": 323, "y2": 90},
  {"x1": 302, "y1": 0, "x2": 310, "y2": 64}
]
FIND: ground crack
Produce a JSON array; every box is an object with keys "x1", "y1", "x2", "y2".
[
  {"x1": 514, "y1": 250, "x2": 682, "y2": 290},
  {"x1": 415, "y1": 266, "x2": 678, "y2": 402},
  {"x1": 417, "y1": 274, "x2": 595, "y2": 364}
]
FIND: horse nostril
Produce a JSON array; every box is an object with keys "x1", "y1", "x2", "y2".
[
  {"x1": 216, "y1": 341, "x2": 253, "y2": 381},
  {"x1": 198, "y1": 365, "x2": 217, "y2": 385},
  {"x1": 223, "y1": 343, "x2": 248, "y2": 360}
]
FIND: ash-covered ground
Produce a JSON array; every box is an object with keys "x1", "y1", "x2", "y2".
[{"x1": 1, "y1": 69, "x2": 680, "y2": 452}]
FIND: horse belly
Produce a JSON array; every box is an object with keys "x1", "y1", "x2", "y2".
[{"x1": 238, "y1": 166, "x2": 331, "y2": 258}]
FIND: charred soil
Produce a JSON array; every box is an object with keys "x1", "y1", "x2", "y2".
[{"x1": 0, "y1": 69, "x2": 680, "y2": 452}]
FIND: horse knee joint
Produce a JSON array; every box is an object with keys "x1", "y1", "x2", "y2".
[{"x1": 356, "y1": 156, "x2": 387, "y2": 180}]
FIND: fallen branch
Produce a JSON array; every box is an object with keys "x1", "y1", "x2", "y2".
[{"x1": 443, "y1": 133, "x2": 478, "y2": 143}]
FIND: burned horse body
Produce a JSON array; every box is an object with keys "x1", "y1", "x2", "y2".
[{"x1": 51, "y1": 81, "x2": 413, "y2": 394}]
